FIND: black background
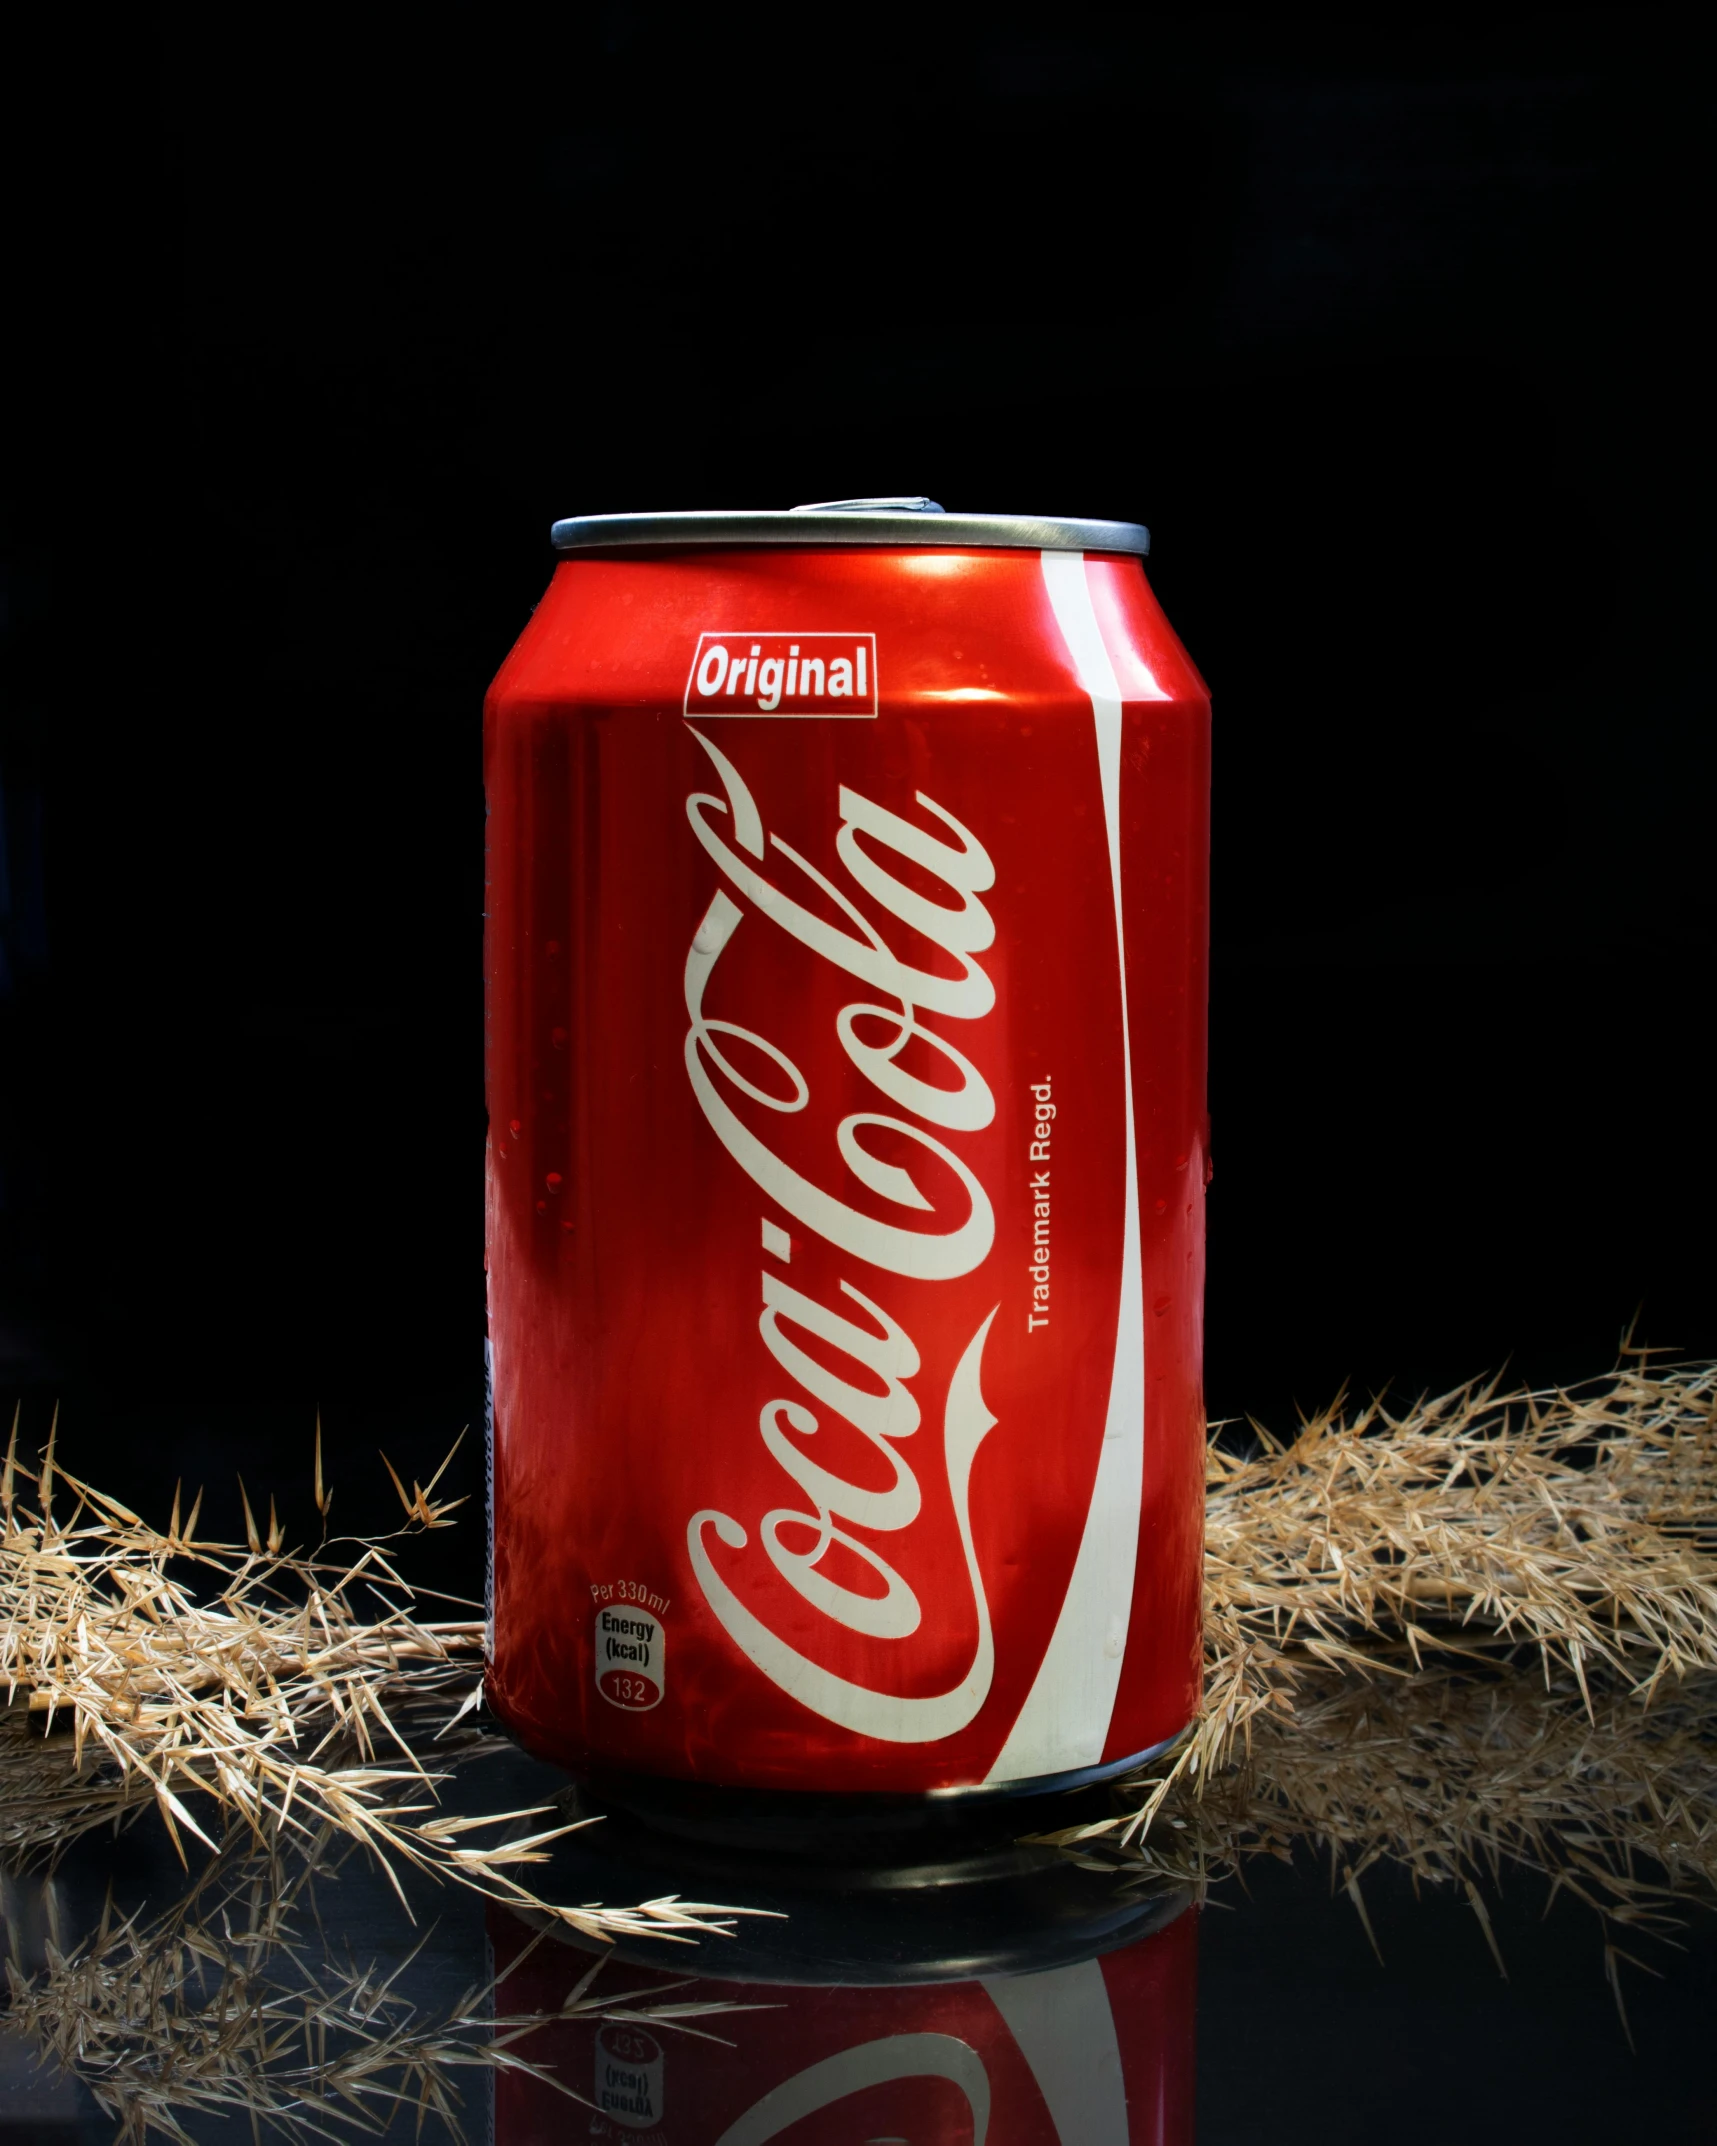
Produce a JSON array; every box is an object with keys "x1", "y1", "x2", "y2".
[{"x1": 3, "y1": 8, "x2": 1712, "y2": 1576}]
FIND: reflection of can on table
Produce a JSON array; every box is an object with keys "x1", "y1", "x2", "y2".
[
  {"x1": 487, "y1": 1822, "x2": 1197, "y2": 2145},
  {"x1": 484, "y1": 500, "x2": 1211, "y2": 1804}
]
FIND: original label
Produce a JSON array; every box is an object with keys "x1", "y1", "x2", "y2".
[{"x1": 683, "y1": 632, "x2": 877, "y2": 717}]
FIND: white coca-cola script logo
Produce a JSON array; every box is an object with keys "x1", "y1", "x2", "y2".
[{"x1": 681, "y1": 725, "x2": 1001, "y2": 1742}]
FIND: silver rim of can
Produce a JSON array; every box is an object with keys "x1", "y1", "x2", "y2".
[{"x1": 549, "y1": 500, "x2": 1150, "y2": 556}]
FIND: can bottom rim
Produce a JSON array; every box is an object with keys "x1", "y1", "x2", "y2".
[
  {"x1": 575, "y1": 1730, "x2": 1188, "y2": 1863},
  {"x1": 924, "y1": 1734, "x2": 1187, "y2": 1803}
]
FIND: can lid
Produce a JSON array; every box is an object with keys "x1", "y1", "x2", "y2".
[{"x1": 550, "y1": 498, "x2": 1150, "y2": 556}]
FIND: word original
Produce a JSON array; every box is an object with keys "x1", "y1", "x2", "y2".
[{"x1": 683, "y1": 632, "x2": 878, "y2": 717}]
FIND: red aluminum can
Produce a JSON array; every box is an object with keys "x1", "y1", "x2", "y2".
[{"x1": 483, "y1": 500, "x2": 1210, "y2": 1806}]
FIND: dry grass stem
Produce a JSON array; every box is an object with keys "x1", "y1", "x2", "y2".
[
  {"x1": 1095, "y1": 1350, "x2": 1717, "y2": 1845},
  {"x1": 2, "y1": 1357, "x2": 1714, "y2": 2126},
  {"x1": 0, "y1": 1416, "x2": 738, "y2": 1949},
  {"x1": 3, "y1": 1349, "x2": 1712, "y2": 2103}
]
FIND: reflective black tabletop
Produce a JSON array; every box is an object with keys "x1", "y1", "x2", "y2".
[{"x1": 3, "y1": 1697, "x2": 1712, "y2": 2145}]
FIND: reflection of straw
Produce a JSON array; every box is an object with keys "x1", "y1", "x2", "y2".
[
  {"x1": 1038, "y1": 1353, "x2": 1717, "y2": 2017},
  {"x1": 4, "y1": 1827, "x2": 757, "y2": 2145},
  {"x1": 0, "y1": 1412, "x2": 735, "y2": 1948},
  {"x1": 1072, "y1": 1668, "x2": 1717, "y2": 2002},
  {"x1": 1088, "y1": 1352, "x2": 1717, "y2": 1845}
]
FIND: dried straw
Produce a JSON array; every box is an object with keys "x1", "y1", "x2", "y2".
[
  {"x1": 8, "y1": 1669, "x2": 1710, "y2": 2136},
  {"x1": 1027, "y1": 1350, "x2": 1717, "y2": 2022},
  {"x1": 4, "y1": 1353, "x2": 1714, "y2": 1981},
  {"x1": 1105, "y1": 1348, "x2": 1717, "y2": 1844},
  {"x1": 0, "y1": 1409, "x2": 736, "y2": 1948},
  {"x1": 3, "y1": 1354, "x2": 1715, "y2": 2125}
]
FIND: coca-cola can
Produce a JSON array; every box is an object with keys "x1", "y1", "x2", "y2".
[{"x1": 484, "y1": 500, "x2": 1210, "y2": 1807}]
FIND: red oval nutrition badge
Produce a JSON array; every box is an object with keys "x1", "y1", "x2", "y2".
[{"x1": 598, "y1": 1668, "x2": 662, "y2": 1711}]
